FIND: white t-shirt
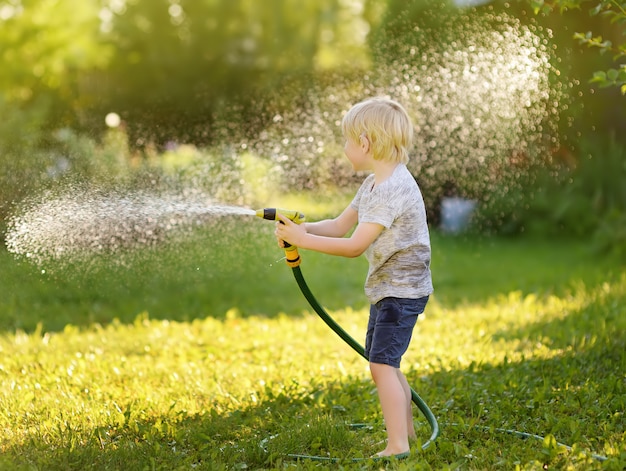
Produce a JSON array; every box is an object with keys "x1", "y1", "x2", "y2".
[{"x1": 350, "y1": 164, "x2": 433, "y2": 304}]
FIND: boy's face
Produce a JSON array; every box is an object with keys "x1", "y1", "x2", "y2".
[{"x1": 344, "y1": 135, "x2": 371, "y2": 171}]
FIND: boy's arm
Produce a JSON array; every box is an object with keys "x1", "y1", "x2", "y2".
[
  {"x1": 304, "y1": 206, "x2": 358, "y2": 238},
  {"x1": 276, "y1": 211, "x2": 383, "y2": 258}
]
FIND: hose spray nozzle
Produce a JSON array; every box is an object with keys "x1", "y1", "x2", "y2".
[
  {"x1": 255, "y1": 208, "x2": 305, "y2": 267},
  {"x1": 255, "y1": 208, "x2": 306, "y2": 225}
]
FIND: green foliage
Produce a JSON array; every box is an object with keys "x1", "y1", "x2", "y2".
[
  {"x1": 0, "y1": 0, "x2": 112, "y2": 221},
  {"x1": 528, "y1": 0, "x2": 626, "y2": 93},
  {"x1": 0, "y1": 0, "x2": 377, "y2": 217},
  {"x1": 95, "y1": 0, "x2": 371, "y2": 143},
  {"x1": 0, "y1": 0, "x2": 370, "y2": 141},
  {"x1": 0, "y1": 0, "x2": 108, "y2": 99},
  {"x1": 0, "y1": 0, "x2": 110, "y2": 147},
  {"x1": 0, "y1": 229, "x2": 624, "y2": 469},
  {"x1": 0, "y1": 123, "x2": 137, "y2": 228},
  {"x1": 589, "y1": 66, "x2": 626, "y2": 94},
  {"x1": 370, "y1": 0, "x2": 458, "y2": 45},
  {"x1": 0, "y1": 96, "x2": 49, "y2": 223},
  {"x1": 473, "y1": 134, "x2": 626, "y2": 259}
]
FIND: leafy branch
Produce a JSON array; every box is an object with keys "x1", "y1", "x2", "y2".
[{"x1": 530, "y1": 0, "x2": 626, "y2": 93}]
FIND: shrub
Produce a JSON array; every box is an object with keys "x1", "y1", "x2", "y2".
[
  {"x1": 161, "y1": 143, "x2": 282, "y2": 208},
  {"x1": 0, "y1": 123, "x2": 137, "y2": 238},
  {"x1": 473, "y1": 133, "x2": 626, "y2": 258},
  {"x1": 0, "y1": 97, "x2": 50, "y2": 226}
]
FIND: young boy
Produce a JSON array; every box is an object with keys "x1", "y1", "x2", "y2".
[{"x1": 275, "y1": 96, "x2": 433, "y2": 458}]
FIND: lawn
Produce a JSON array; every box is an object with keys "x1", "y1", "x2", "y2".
[{"x1": 0, "y1": 206, "x2": 624, "y2": 470}]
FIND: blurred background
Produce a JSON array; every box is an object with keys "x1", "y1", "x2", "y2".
[{"x1": 1, "y1": 0, "x2": 624, "y2": 258}]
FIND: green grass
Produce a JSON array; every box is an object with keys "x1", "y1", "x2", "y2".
[{"x1": 0, "y1": 209, "x2": 624, "y2": 469}]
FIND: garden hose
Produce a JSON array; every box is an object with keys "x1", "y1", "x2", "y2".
[
  {"x1": 256, "y1": 208, "x2": 439, "y2": 461},
  {"x1": 287, "y1": 263, "x2": 440, "y2": 462},
  {"x1": 255, "y1": 208, "x2": 608, "y2": 464},
  {"x1": 286, "y1": 259, "x2": 609, "y2": 464}
]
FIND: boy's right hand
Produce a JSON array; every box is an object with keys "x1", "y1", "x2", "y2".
[{"x1": 275, "y1": 213, "x2": 306, "y2": 248}]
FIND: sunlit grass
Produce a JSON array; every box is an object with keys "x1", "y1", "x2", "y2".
[{"x1": 0, "y1": 272, "x2": 623, "y2": 469}]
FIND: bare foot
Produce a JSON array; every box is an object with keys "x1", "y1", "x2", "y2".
[
  {"x1": 375, "y1": 447, "x2": 410, "y2": 458},
  {"x1": 373, "y1": 449, "x2": 410, "y2": 460}
]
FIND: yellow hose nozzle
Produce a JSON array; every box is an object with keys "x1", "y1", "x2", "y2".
[
  {"x1": 255, "y1": 208, "x2": 306, "y2": 225},
  {"x1": 255, "y1": 208, "x2": 305, "y2": 267}
]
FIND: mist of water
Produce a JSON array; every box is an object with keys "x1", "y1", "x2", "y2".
[
  {"x1": 5, "y1": 187, "x2": 255, "y2": 265},
  {"x1": 237, "y1": 12, "x2": 565, "y2": 203},
  {"x1": 5, "y1": 10, "x2": 567, "y2": 267}
]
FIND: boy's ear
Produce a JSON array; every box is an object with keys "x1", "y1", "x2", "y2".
[{"x1": 359, "y1": 134, "x2": 370, "y2": 152}]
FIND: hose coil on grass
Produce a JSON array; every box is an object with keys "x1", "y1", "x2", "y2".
[
  {"x1": 284, "y1": 263, "x2": 608, "y2": 464},
  {"x1": 284, "y1": 264, "x2": 439, "y2": 462}
]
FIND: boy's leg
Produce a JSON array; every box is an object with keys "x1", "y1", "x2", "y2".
[
  {"x1": 396, "y1": 369, "x2": 417, "y2": 440},
  {"x1": 366, "y1": 296, "x2": 428, "y2": 456},
  {"x1": 370, "y1": 362, "x2": 410, "y2": 456}
]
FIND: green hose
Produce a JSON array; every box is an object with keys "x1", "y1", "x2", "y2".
[
  {"x1": 287, "y1": 265, "x2": 611, "y2": 464},
  {"x1": 290, "y1": 264, "x2": 440, "y2": 451},
  {"x1": 258, "y1": 210, "x2": 607, "y2": 463}
]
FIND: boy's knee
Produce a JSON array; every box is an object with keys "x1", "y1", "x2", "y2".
[{"x1": 369, "y1": 362, "x2": 397, "y2": 381}]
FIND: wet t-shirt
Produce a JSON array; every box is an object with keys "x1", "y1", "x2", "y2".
[{"x1": 350, "y1": 164, "x2": 433, "y2": 304}]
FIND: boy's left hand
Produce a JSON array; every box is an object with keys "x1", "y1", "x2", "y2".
[{"x1": 275, "y1": 213, "x2": 306, "y2": 248}]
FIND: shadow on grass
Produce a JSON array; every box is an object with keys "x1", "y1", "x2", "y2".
[
  {"x1": 1, "y1": 230, "x2": 620, "y2": 336},
  {"x1": 420, "y1": 348, "x2": 623, "y2": 469},
  {"x1": 0, "y1": 223, "x2": 368, "y2": 333}
]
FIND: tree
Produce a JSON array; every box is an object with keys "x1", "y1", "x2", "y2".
[
  {"x1": 0, "y1": 0, "x2": 109, "y2": 221},
  {"x1": 97, "y1": 0, "x2": 361, "y2": 145},
  {"x1": 0, "y1": 0, "x2": 110, "y2": 127},
  {"x1": 529, "y1": 0, "x2": 626, "y2": 93}
]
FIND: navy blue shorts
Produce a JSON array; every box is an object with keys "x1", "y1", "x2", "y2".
[{"x1": 364, "y1": 296, "x2": 429, "y2": 368}]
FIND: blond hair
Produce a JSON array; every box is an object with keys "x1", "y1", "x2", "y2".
[{"x1": 341, "y1": 97, "x2": 413, "y2": 164}]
